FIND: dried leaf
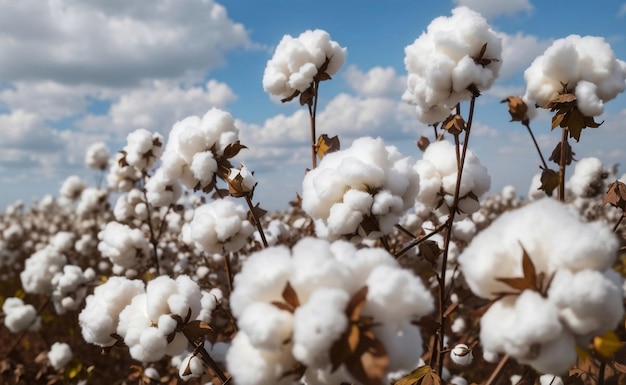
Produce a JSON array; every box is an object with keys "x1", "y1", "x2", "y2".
[
  {"x1": 282, "y1": 282, "x2": 300, "y2": 310},
  {"x1": 247, "y1": 203, "x2": 267, "y2": 223},
  {"x1": 316, "y1": 134, "x2": 340, "y2": 159},
  {"x1": 222, "y1": 141, "x2": 247, "y2": 159},
  {"x1": 601, "y1": 180, "x2": 626, "y2": 211},
  {"x1": 316, "y1": 72, "x2": 332, "y2": 81},
  {"x1": 421, "y1": 371, "x2": 442, "y2": 385},
  {"x1": 501, "y1": 96, "x2": 529, "y2": 125},
  {"x1": 495, "y1": 244, "x2": 540, "y2": 293},
  {"x1": 394, "y1": 365, "x2": 431, "y2": 385},
  {"x1": 417, "y1": 136, "x2": 430, "y2": 152},
  {"x1": 299, "y1": 88, "x2": 314, "y2": 106},
  {"x1": 281, "y1": 89, "x2": 300, "y2": 103},
  {"x1": 418, "y1": 240, "x2": 441, "y2": 266},
  {"x1": 359, "y1": 215, "x2": 380, "y2": 236},
  {"x1": 344, "y1": 331, "x2": 388, "y2": 385},
  {"x1": 347, "y1": 286, "x2": 369, "y2": 322},
  {"x1": 549, "y1": 141, "x2": 575, "y2": 166},
  {"x1": 442, "y1": 114, "x2": 465, "y2": 136},
  {"x1": 565, "y1": 107, "x2": 585, "y2": 141},
  {"x1": 182, "y1": 320, "x2": 213, "y2": 343},
  {"x1": 539, "y1": 168, "x2": 559, "y2": 197}
]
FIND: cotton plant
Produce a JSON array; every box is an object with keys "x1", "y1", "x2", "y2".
[
  {"x1": 263, "y1": 28, "x2": 346, "y2": 169},
  {"x1": 403, "y1": 6, "x2": 502, "y2": 124},
  {"x1": 301, "y1": 136, "x2": 419, "y2": 241},
  {"x1": 458, "y1": 198, "x2": 623, "y2": 374},
  {"x1": 414, "y1": 140, "x2": 490, "y2": 219},
  {"x1": 226, "y1": 237, "x2": 434, "y2": 385}
]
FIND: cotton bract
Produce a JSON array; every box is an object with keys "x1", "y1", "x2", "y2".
[
  {"x1": 227, "y1": 237, "x2": 434, "y2": 385},
  {"x1": 523, "y1": 35, "x2": 626, "y2": 117},
  {"x1": 263, "y1": 29, "x2": 346, "y2": 99},
  {"x1": 302, "y1": 136, "x2": 419, "y2": 241},
  {"x1": 458, "y1": 199, "x2": 623, "y2": 374},
  {"x1": 403, "y1": 6, "x2": 502, "y2": 124}
]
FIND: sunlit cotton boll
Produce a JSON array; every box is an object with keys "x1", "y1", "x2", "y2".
[
  {"x1": 568, "y1": 157, "x2": 604, "y2": 198},
  {"x1": 523, "y1": 35, "x2": 626, "y2": 117},
  {"x1": 123, "y1": 129, "x2": 164, "y2": 171},
  {"x1": 145, "y1": 168, "x2": 183, "y2": 208},
  {"x1": 302, "y1": 136, "x2": 419, "y2": 241},
  {"x1": 97, "y1": 221, "x2": 151, "y2": 270},
  {"x1": 20, "y1": 245, "x2": 67, "y2": 294},
  {"x1": 187, "y1": 199, "x2": 254, "y2": 254},
  {"x1": 85, "y1": 141, "x2": 110, "y2": 170},
  {"x1": 414, "y1": 140, "x2": 490, "y2": 219},
  {"x1": 263, "y1": 29, "x2": 346, "y2": 99},
  {"x1": 79, "y1": 276, "x2": 145, "y2": 347},
  {"x1": 2, "y1": 297, "x2": 41, "y2": 333},
  {"x1": 160, "y1": 107, "x2": 240, "y2": 191},
  {"x1": 403, "y1": 6, "x2": 502, "y2": 124},
  {"x1": 48, "y1": 342, "x2": 73, "y2": 370}
]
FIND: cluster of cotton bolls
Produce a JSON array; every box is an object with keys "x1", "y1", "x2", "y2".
[
  {"x1": 403, "y1": 6, "x2": 502, "y2": 124},
  {"x1": 226, "y1": 237, "x2": 434, "y2": 385},
  {"x1": 145, "y1": 168, "x2": 183, "y2": 208},
  {"x1": 79, "y1": 275, "x2": 218, "y2": 363},
  {"x1": 458, "y1": 198, "x2": 623, "y2": 374},
  {"x1": 20, "y1": 232, "x2": 70, "y2": 295},
  {"x1": 97, "y1": 221, "x2": 151, "y2": 273},
  {"x1": 50, "y1": 265, "x2": 96, "y2": 315},
  {"x1": 183, "y1": 199, "x2": 255, "y2": 254},
  {"x1": 160, "y1": 107, "x2": 241, "y2": 192},
  {"x1": 85, "y1": 142, "x2": 111, "y2": 171},
  {"x1": 263, "y1": 29, "x2": 346, "y2": 99},
  {"x1": 302, "y1": 136, "x2": 419, "y2": 241},
  {"x1": 523, "y1": 34, "x2": 626, "y2": 117},
  {"x1": 414, "y1": 140, "x2": 490, "y2": 219},
  {"x1": 107, "y1": 152, "x2": 143, "y2": 192},
  {"x1": 114, "y1": 189, "x2": 149, "y2": 222},
  {"x1": 2, "y1": 297, "x2": 41, "y2": 333},
  {"x1": 122, "y1": 129, "x2": 164, "y2": 172}
]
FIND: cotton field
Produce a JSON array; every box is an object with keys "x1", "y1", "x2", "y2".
[{"x1": 2, "y1": 5, "x2": 626, "y2": 385}]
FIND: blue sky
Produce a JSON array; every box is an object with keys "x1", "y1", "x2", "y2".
[{"x1": 0, "y1": 0, "x2": 625, "y2": 210}]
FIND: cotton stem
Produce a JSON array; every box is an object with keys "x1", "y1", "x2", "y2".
[
  {"x1": 485, "y1": 354, "x2": 510, "y2": 385},
  {"x1": 558, "y1": 128, "x2": 568, "y2": 202},
  {"x1": 245, "y1": 195, "x2": 268, "y2": 248},
  {"x1": 524, "y1": 122, "x2": 549, "y2": 170},
  {"x1": 308, "y1": 80, "x2": 321, "y2": 169}
]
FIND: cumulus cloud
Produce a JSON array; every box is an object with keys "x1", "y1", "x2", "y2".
[
  {"x1": 453, "y1": 0, "x2": 533, "y2": 19},
  {"x1": 619, "y1": 3, "x2": 626, "y2": 17},
  {"x1": 344, "y1": 65, "x2": 406, "y2": 98},
  {"x1": 0, "y1": 110, "x2": 64, "y2": 153},
  {"x1": 0, "y1": 0, "x2": 249, "y2": 86}
]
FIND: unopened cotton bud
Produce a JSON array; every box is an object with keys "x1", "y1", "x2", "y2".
[
  {"x1": 450, "y1": 344, "x2": 473, "y2": 366},
  {"x1": 227, "y1": 165, "x2": 256, "y2": 197}
]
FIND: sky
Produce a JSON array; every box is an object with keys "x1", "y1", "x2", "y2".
[{"x1": 0, "y1": 0, "x2": 625, "y2": 211}]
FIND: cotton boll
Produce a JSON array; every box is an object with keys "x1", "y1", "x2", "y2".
[
  {"x1": 98, "y1": 221, "x2": 150, "y2": 270},
  {"x1": 292, "y1": 288, "x2": 349, "y2": 367},
  {"x1": 145, "y1": 168, "x2": 182, "y2": 207},
  {"x1": 364, "y1": 265, "x2": 434, "y2": 323},
  {"x1": 20, "y1": 246, "x2": 67, "y2": 294},
  {"x1": 450, "y1": 344, "x2": 473, "y2": 366},
  {"x1": 134, "y1": 327, "x2": 168, "y2": 362},
  {"x1": 520, "y1": 330, "x2": 576, "y2": 375},
  {"x1": 540, "y1": 375, "x2": 564, "y2": 385},
  {"x1": 548, "y1": 269, "x2": 623, "y2": 336},
  {"x1": 85, "y1": 142, "x2": 110, "y2": 170},
  {"x1": 569, "y1": 157, "x2": 603, "y2": 198},
  {"x1": 124, "y1": 129, "x2": 163, "y2": 171},
  {"x1": 226, "y1": 333, "x2": 298, "y2": 385},
  {"x1": 179, "y1": 353, "x2": 206, "y2": 380},
  {"x1": 452, "y1": 218, "x2": 477, "y2": 242},
  {"x1": 48, "y1": 342, "x2": 72, "y2": 370},
  {"x1": 239, "y1": 302, "x2": 293, "y2": 351},
  {"x1": 449, "y1": 376, "x2": 469, "y2": 385},
  {"x1": 3, "y1": 297, "x2": 40, "y2": 333},
  {"x1": 59, "y1": 175, "x2": 86, "y2": 200},
  {"x1": 373, "y1": 322, "x2": 424, "y2": 372}
]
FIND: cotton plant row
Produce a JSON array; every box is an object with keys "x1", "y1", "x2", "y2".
[{"x1": 1, "y1": 5, "x2": 626, "y2": 385}]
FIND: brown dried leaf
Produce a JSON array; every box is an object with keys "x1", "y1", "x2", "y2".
[
  {"x1": 565, "y1": 107, "x2": 585, "y2": 141},
  {"x1": 539, "y1": 168, "x2": 559, "y2": 197},
  {"x1": 501, "y1": 96, "x2": 529, "y2": 125},
  {"x1": 118, "y1": 150, "x2": 129, "y2": 167},
  {"x1": 394, "y1": 365, "x2": 431, "y2": 385},
  {"x1": 222, "y1": 141, "x2": 247, "y2": 159},
  {"x1": 359, "y1": 215, "x2": 380, "y2": 236},
  {"x1": 316, "y1": 72, "x2": 332, "y2": 81},
  {"x1": 562, "y1": 373, "x2": 585, "y2": 385},
  {"x1": 282, "y1": 282, "x2": 300, "y2": 309},
  {"x1": 442, "y1": 114, "x2": 465, "y2": 136},
  {"x1": 299, "y1": 88, "x2": 314, "y2": 106},
  {"x1": 495, "y1": 244, "x2": 539, "y2": 293},
  {"x1": 544, "y1": 93, "x2": 576, "y2": 109},
  {"x1": 316, "y1": 134, "x2": 340, "y2": 159},
  {"x1": 347, "y1": 286, "x2": 369, "y2": 322},
  {"x1": 182, "y1": 320, "x2": 213, "y2": 343},
  {"x1": 602, "y1": 181, "x2": 626, "y2": 211},
  {"x1": 344, "y1": 331, "x2": 388, "y2": 385},
  {"x1": 281, "y1": 89, "x2": 300, "y2": 103},
  {"x1": 417, "y1": 136, "x2": 430, "y2": 152},
  {"x1": 549, "y1": 141, "x2": 575, "y2": 166},
  {"x1": 418, "y1": 240, "x2": 441, "y2": 266},
  {"x1": 247, "y1": 203, "x2": 267, "y2": 223}
]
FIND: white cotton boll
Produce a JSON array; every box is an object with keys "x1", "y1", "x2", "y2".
[
  {"x1": 333, "y1": 244, "x2": 399, "y2": 294},
  {"x1": 189, "y1": 152, "x2": 217, "y2": 186},
  {"x1": 404, "y1": 6, "x2": 502, "y2": 124},
  {"x1": 134, "y1": 327, "x2": 168, "y2": 362},
  {"x1": 145, "y1": 168, "x2": 182, "y2": 207},
  {"x1": 146, "y1": 276, "x2": 178, "y2": 321},
  {"x1": 292, "y1": 288, "x2": 349, "y2": 367},
  {"x1": 450, "y1": 344, "x2": 473, "y2": 366},
  {"x1": 230, "y1": 246, "x2": 294, "y2": 317},
  {"x1": 528, "y1": 173, "x2": 547, "y2": 201},
  {"x1": 458, "y1": 199, "x2": 618, "y2": 299},
  {"x1": 326, "y1": 203, "x2": 363, "y2": 237},
  {"x1": 238, "y1": 302, "x2": 293, "y2": 351},
  {"x1": 98, "y1": 221, "x2": 150, "y2": 269},
  {"x1": 48, "y1": 342, "x2": 72, "y2": 370},
  {"x1": 548, "y1": 269, "x2": 623, "y2": 336},
  {"x1": 575, "y1": 81, "x2": 604, "y2": 116},
  {"x1": 107, "y1": 152, "x2": 142, "y2": 192},
  {"x1": 479, "y1": 297, "x2": 516, "y2": 359},
  {"x1": 51, "y1": 264, "x2": 92, "y2": 314},
  {"x1": 77, "y1": 188, "x2": 108, "y2": 218},
  {"x1": 20, "y1": 246, "x2": 67, "y2": 294},
  {"x1": 451, "y1": 317, "x2": 466, "y2": 334},
  {"x1": 226, "y1": 332, "x2": 298, "y2": 385},
  {"x1": 187, "y1": 200, "x2": 254, "y2": 254},
  {"x1": 3, "y1": 297, "x2": 40, "y2": 333},
  {"x1": 60, "y1": 175, "x2": 86, "y2": 200},
  {"x1": 157, "y1": 314, "x2": 178, "y2": 336},
  {"x1": 144, "y1": 367, "x2": 160, "y2": 381},
  {"x1": 521, "y1": 330, "x2": 576, "y2": 375},
  {"x1": 197, "y1": 289, "x2": 220, "y2": 324},
  {"x1": 85, "y1": 142, "x2": 110, "y2": 170},
  {"x1": 510, "y1": 374, "x2": 522, "y2": 385},
  {"x1": 50, "y1": 232, "x2": 75, "y2": 253},
  {"x1": 363, "y1": 265, "x2": 434, "y2": 323},
  {"x1": 450, "y1": 376, "x2": 469, "y2": 385},
  {"x1": 124, "y1": 129, "x2": 163, "y2": 171},
  {"x1": 179, "y1": 353, "x2": 206, "y2": 380},
  {"x1": 290, "y1": 237, "x2": 351, "y2": 301},
  {"x1": 79, "y1": 276, "x2": 145, "y2": 347},
  {"x1": 569, "y1": 157, "x2": 603, "y2": 198},
  {"x1": 452, "y1": 218, "x2": 477, "y2": 242}
]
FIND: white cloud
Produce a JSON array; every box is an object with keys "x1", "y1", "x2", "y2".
[
  {"x1": 453, "y1": 0, "x2": 533, "y2": 19},
  {"x1": 344, "y1": 65, "x2": 406, "y2": 98},
  {"x1": 497, "y1": 32, "x2": 552, "y2": 80},
  {"x1": 77, "y1": 79, "x2": 237, "y2": 138},
  {"x1": 0, "y1": 110, "x2": 64, "y2": 152},
  {"x1": 619, "y1": 3, "x2": 626, "y2": 17},
  {"x1": 0, "y1": 0, "x2": 249, "y2": 86}
]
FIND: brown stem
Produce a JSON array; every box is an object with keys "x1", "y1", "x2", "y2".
[
  {"x1": 308, "y1": 80, "x2": 321, "y2": 169},
  {"x1": 142, "y1": 189, "x2": 160, "y2": 273},
  {"x1": 245, "y1": 195, "x2": 268, "y2": 248},
  {"x1": 394, "y1": 224, "x2": 447, "y2": 260},
  {"x1": 524, "y1": 122, "x2": 549, "y2": 170},
  {"x1": 558, "y1": 128, "x2": 567, "y2": 202},
  {"x1": 485, "y1": 354, "x2": 510, "y2": 385},
  {"x1": 194, "y1": 341, "x2": 229, "y2": 384},
  {"x1": 223, "y1": 252, "x2": 233, "y2": 295},
  {"x1": 613, "y1": 215, "x2": 624, "y2": 233},
  {"x1": 598, "y1": 359, "x2": 606, "y2": 385},
  {"x1": 436, "y1": 95, "x2": 477, "y2": 377}
]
